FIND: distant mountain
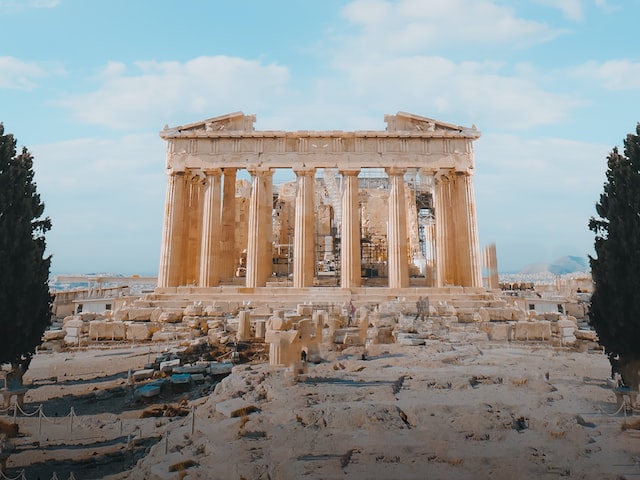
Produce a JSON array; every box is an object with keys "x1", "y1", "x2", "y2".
[
  {"x1": 519, "y1": 256, "x2": 589, "y2": 275},
  {"x1": 548, "y1": 256, "x2": 589, "y2": 275}
]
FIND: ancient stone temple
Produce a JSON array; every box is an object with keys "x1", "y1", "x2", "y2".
[{"x1": 157, "y1": 111, "x2": 482, "y2": 292}]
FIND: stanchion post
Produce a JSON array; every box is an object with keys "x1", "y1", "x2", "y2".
[
  {"x1": 13, "y1": 402, "x2": 17, "y2": 423},
  {"x1": 191, "y1": 406, "x2": 195, "y2": 436},
  {"x1": 165, "y1": 434, "x2": 168, "y2": 455},
  {"x1": 69, "y1": 407, "x2": 74, "y2": 439},
  {"x1": 38, "y1": 404, "x2": 43, "y2": 439}
]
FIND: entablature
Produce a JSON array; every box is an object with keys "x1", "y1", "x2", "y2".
[
  {"x1": 166, "y1": 151, "x2": 475, "y2": 174},
  {"x1": 161, "y1": 112, "x2": 480, "y2": 174}
]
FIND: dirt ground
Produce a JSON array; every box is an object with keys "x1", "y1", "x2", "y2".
[
  {"x1": 3, "y1": 338, "x2": 640, "y2": 480},
  {"x1": 3, "y1": 342, "x2": 243, "y2": 479}
]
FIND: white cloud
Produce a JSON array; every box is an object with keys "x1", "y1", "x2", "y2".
[
  {"x1": 534, "y1": 0, "x2": 584, "y2": 21},
  {"x1": 573, "y1": 60, "x2": 640, "y2": 90},
  {"x1": 593, "y1": 0, "x2": 622, "y2": 13},
  {"x1": 0, "y1": 0, "x2": 59, "y2": 13},
  {"x1": 311, "y1": 0, "x2": 581, "y2": 132},
  {"x1": 327, "y1": 56, "x2": 581, "y2": 130},
  {"x1": 339, "y1": 0, "x2": 563, "y2": 56},
  {"x1": 56, "y1": 56, "x2": 290, "y2": 130},
  {"x1": 0, "y1": 56, "x2": 48, "y2": 90}
]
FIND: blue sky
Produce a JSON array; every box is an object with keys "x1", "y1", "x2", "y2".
[{"x1": 1, "y1": 0, "x2": 638, "y2": 275}]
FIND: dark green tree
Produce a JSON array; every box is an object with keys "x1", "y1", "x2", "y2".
[
  {"x1": 0, "y1": 123, "x2": 52, "y2": 380},
  {"x1": 589, "y1": 123, "x2": 640, "y2": 389}
]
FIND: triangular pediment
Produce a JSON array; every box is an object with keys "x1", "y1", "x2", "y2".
[
  {"x1": 163, "y1": 112, "x2": 256, "y2": 136},
  {"x1": 384, "y1": 111, "x2": 476, "y2": 134}
]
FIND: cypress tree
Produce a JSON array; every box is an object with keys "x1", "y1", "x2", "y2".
[
  {"x1": 589, "y1": 123, "x2": 640, "y2": 388},
  {"x1": 0, "y1": 123, "x2": 52, "y2": 378}
]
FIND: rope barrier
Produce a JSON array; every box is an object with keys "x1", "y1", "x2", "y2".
[
  {"x1": 13, "y1": 404, "x2": 40, "y2": 418},
  {"x1": 0, "y1": 469, "x2": 26, "y2": 480}
]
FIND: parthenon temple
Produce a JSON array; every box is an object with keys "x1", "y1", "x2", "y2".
[{"x1": 156, "y1": 111, "x2": 485, "y2": 296}]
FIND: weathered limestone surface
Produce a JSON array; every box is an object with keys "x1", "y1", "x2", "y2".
[
  {"x1": 481, "y1": 322, "x2": 513, "y2": 341},
  {"x1": 89, "y1": 320, "x2": 126, "y2": 341},
  {"x1": 514, "y1": 321, "x2": 552, "y2": 341}
]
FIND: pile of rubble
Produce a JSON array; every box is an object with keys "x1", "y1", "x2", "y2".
[{"x1": 39, "y1": 293, "x2": 598, "y2": 367}]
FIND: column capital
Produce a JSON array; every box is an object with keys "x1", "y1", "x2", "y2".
[
  {"x1": 338, "y1": 168, "x2": 360, "y2": 177},
  {"x1": 247, "y1": 166, "x2": 273, "y2": 177},
  {"x1": 202, "y1": 167, "x2": 223, "y2": 176},
  {"x1": 434, "y1": 169, "x2": 454, "y2": 182},
  {"x1": 293, "y1": 166, "x2": 315, "y2": 177},
  {"x1": 385, "y1": 166, "x2": 407, "y2": 177},
  {"x1": 167, "y1": 168, "x2": 186, "y2": 176},
  {"x1": 418, "y1": 168, "x2": 437, "y2": 177}
]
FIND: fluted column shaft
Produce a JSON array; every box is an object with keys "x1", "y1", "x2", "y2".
[
  {"x1": 293, "y1": 168, "x2": 315, "y2": 288},
  {"x1": 182, "y1": 174, "x2": 204, "y2": 285},
  {"x1": 454, "y1": 172, "x2": 482, "y2": 287},
  {"x1": 262, "y1": 170, "x2": 274, "y2": 282},
  {"x1": 158, "y1": 171, "x2": 186, "y2": 288},
  {"x1": 219, "y1": 168, "x2": 237, "y2": 280},
  {"x1": 246, "y1": 168, "x2": 273, "y2": 288},
  {"x1": 340, "y1": 169, "x2": 361, "y2": 288},
  {"x1": 198, "y1": 168, "x2": 222, "y2": 287},
  {"x1": 433, "y1": 173, "x2": 448, "y2": 287},
  {"x1": 386, "y1": 167, "x2": 409, "y2": 289},
  {"x1": 434, "y1": 171, "x2": 482, "y2": 287}
]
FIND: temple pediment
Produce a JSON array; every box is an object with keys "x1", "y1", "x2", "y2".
[
  {"x1": 162, "y1": 111, "x2": 479, "y2": 140},
  {"x1": 162, "y1": 112, "x2": 256, "y2": 136},
  {"x1": 384, "y1": 112, "x2": 477, "y2": 135}
]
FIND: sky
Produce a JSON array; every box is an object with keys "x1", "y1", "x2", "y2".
[{"x1": 1, "y1": 0, "x2": 639, "y2": 276}]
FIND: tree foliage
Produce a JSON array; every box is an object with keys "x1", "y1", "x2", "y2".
[
  {"x1": 589, "y1": 123, "x2": 640, "y2": 386},
  {"x1": 0, "y1": 123, "x2": 52, "y2": 373}
]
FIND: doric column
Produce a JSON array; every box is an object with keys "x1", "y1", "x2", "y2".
[
  {"x1": 261, "y1": 169, "x2": 274, "y2": 283},
  {"x1": 386, "y1": 167, "x2": 409, "y2": 289},
  {"x1": 454, "y1": 171, "x2": 482, "y2": 287},
  {"x1": 293, "y1": 167, "x2": 315, "y2": 288},
  {"x1": 246, "y1": 168, "x2": 273, "y2": 288},
  {"x1": 483, "y1": 243, "x2": 499, "y2": 289},
  {"x1": 434, "y1": 171, "x2": 482, "y2": 287},
  {"x1": 219, "y1": 168, "x2": 237, "y2": 280},
  {"x1": 433, "y1": 172, "x2": 449, "y2": 287},
  {"x1": 158, "y1": 170, "x2": 186, "y2": 288},
  {"x1": 182, "y1": 173, "x2": 204, "y2": 286},
  {"x1": 340, "y1": 169, "x2": 361, "y2": 288},
  {"x1": 198, "y1": 168, "x2": 222, "y2": 287}
]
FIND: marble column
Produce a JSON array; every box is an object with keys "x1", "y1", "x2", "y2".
[
  {"x1": 182, "y1": 173, "x2": 204, "y2": 285},
  {"x1": 483, "y1": 243, "x2": 499, "y2": 289},
  {"x1": 237, "y1": 310, "x2": 252, "y2": 341},
  {"x1": 454, "y1": 171, "x2": 482, "y2": 287},
  {"x1": 340, "y1": 169, "x2": 361, "y2": 288},
  {"x1": 261, "y1": 169, "x2": 274, "y2": 283},
  {"x1": 219, "y1": 168, "x2": 237, "y2": 281},
  {"x1": 293, "y1": 167, "x2": 315, "y2": 288},
  {"x1": 198, "y1": 168, "x2": 222, "y2": 287},
  {"x1": 246, "y1": 168, "x2": 273, "y2": 288},
  {"x1": 158, "y1": 170, "x2": 186, "y2": 288},
  {"x1": 434, "y1": 171, "x2": 482, "y2": 287},
  {"x1": 386, "y1": 167, "x2": 409, "y2": 289},
  {"x1": 433, "y1": 173, "x2": 449, "y2": 287}
]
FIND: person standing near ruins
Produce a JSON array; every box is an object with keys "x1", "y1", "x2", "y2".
[{"x1": 348, "y1": 301, "x2": 355, "y2": 326}]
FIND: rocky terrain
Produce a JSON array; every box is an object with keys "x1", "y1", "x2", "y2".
[{"x1": 3, "y1": 335, "x2": 639, "y2": 480}]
